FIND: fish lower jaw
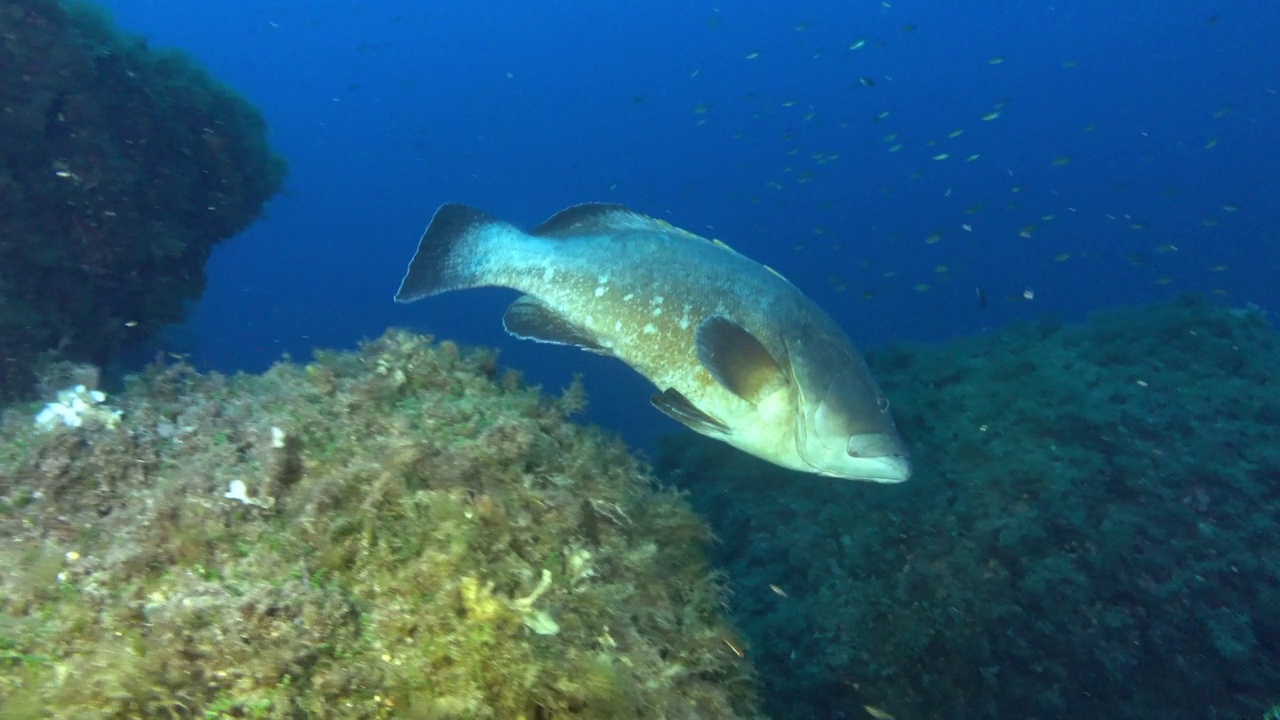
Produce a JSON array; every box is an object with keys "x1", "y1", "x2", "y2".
[{"x1": 827, "y1": 456, "x2": 912, "y2": 483}]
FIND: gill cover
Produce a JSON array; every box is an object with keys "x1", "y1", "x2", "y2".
[{"x1": 787, "y1": 325, "x2": 910, "y2": 482}]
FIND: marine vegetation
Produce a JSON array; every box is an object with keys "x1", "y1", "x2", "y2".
[
  {"x1": 0, "y1": 0, "x2": 286, "y2": 401},
  {"x1": 659, "y1": 294, "x2": 1280, "y2": 720},
  {"x1": 0, "y1": 330, "x2": 762, "y2": 719}
]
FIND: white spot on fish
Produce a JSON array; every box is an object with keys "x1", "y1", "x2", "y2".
[
  {"x1": 651, "y1": 296, "x2": 664, "y2": 305},
  {"x1": 542, "y1": 267, "x2": 556, "y2": 282},
  {"x1": 594, "y1": 286, "x2": 606, "y2": 297},
  {"x1": 597, "y1": 273, "x2": 610, "y2": 284},
  {"x1": 678, "y1": 318, "x2": 690, "y2": 330},
  {"x1": 584, "y1": 315, "x2": 594, "y2": 327},
  {"x1": 623, "y1": 293, "x2": 635, "y2": 301},
  {"x1": 643, "y1": 323, "x2": 657, "y2": 334},
  {"x1": 652, "y1": 307, "x2": 663, "y2": 316},
  {"x1": 614, "y1": 320, "x2": 622, "y2": 332}
]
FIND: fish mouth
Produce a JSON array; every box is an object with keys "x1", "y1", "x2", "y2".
[
  {"x1": 845, "y1": 433, "x2": 912, "y2": 482},
  {"x1": 847, "y1": 454, "x2": 912, "y2": 483},
  {"x1": 847, "y1": 431, "x2": 905, "y2": 458},
  {"x1": 816, "y1": 453, "x2": 910, "y2": 483}
]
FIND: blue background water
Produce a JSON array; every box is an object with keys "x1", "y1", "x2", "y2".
[{"x1": 99, "y1": 0, "x2": 1279, "y2": 456}]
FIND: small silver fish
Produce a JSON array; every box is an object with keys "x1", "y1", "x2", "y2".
[{"x1": 395, "y1": 203, "x2": 911, "y2": 482}]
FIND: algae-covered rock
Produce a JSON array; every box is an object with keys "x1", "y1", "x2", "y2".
[
  {"x1": 0, "y1": 330, "x2": 763, "y2": 719},
  {"x1": 660, "y1": 295, "x2": 1280, "y2": 720},
  {"x1": 0, "y1": 0, "x2": 286, "y2": 401}
]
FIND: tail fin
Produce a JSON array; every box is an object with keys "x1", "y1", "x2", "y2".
[{"x1": 394, "y1": 203, "x2": 516, "y2": 302}]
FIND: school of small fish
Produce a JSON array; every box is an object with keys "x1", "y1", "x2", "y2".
[{"x1": 659, "y1": 7, "x2": 1252, "y2": 310}]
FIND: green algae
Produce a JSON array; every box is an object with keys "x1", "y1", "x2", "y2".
[{"x1": 0, "y1": 330, "x2": 762, "y2": 719}]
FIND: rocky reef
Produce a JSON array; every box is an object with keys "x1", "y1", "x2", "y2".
[
  {"x1": 660, "y1": 294, "x2": 1280, "y2": 720},
  {"x1": 0, "y1": 330, "x2": 762, "y2": 719},
  {"x1": 0, "y1": 0, "x2": 286, "y2": 401}
]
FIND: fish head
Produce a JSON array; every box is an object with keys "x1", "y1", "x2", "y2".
[{"x1": 787, "y1": 331, "x2": 911, "y2": 483}]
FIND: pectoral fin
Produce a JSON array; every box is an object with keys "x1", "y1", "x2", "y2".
[
  {"x1": 503, "y1": 296, "x2": 611, "y2": 355},
  {"x1": 651, "y1": 388, "x2": 731, "y2": 435},
  {"x1": 695, "y1": 315, "x2": 787, "y2": 404}
]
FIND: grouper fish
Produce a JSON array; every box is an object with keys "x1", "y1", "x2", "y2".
[{"x1": 394, "y1": 203, "x2": 911, "y2": 483}]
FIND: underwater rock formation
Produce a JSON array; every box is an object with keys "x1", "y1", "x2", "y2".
[
  {"x1": 0, "y1": 0, "x2": 286, "y2": 401},
  {"x1": 0, "y1": 330, "x2": 762, "y2": 718},
  {"x1": 660, "y1": 294, "x2": 1280, "y2": 720}
]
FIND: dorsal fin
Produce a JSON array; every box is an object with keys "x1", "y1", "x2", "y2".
[{"x1": 532, "y1": 203, "x2": 677, "y2": 239}]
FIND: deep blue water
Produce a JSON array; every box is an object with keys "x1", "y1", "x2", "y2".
[{"x1": 98, "y1": 0, "x2": 1279, "y2": 455}]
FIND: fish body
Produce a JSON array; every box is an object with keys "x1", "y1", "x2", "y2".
[{"x1": 395, "y1": 203, "x2": 910, "y2": 483}]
